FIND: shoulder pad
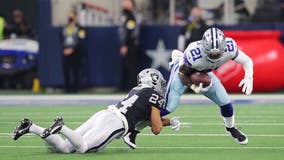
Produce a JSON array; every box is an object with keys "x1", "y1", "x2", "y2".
[{"x1": 225, "y1": 37, "x2": 238, "y2": 54}]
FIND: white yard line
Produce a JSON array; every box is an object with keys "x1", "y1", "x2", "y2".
[
  {"x1": 1, "y1": 114, "x2": 284, "y2": 119},
  {"x1": 1, "y1": 133, "x2": 284, "y2": 137},
  {"x1": 139, "y1": 133, "x2": 284, "y2": 137},
  {"x1": 180, "y1": 122, "x2": 284, "y2": 126},
  {"x1": 0, "y1": 145, "x2": 283, "y2": 150},
  {"x1": 178, "y1": 115, "x2": 284, "y2": 119}
]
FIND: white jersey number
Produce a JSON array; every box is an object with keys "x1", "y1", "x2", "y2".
[
  {"x1": 149, "y1": 93, "x2": 159, "y2": 104},
  {"x1": 189, "y1": 48, "x2": 202, "y2": 61},
  {"x1": 120, "y1": 95, "x2": 139, "y2": 114},
  {"x1": 149, "y1": 93, "x2": 164, "y2": 108}
]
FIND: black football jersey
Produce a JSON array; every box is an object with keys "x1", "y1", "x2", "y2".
[{"x1": 116, "y1": 85, "x2": 164, "y2": 131}]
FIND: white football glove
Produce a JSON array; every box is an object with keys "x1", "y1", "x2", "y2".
[
  {"x1": 190, "y1": 82, "x2": 212, "y2": 94},
  {"x1": 238, "y1": 76, "x2": 253, "y2": 95},
  {"x1": 170, "y1": 117, "x2": 180, "y2": 131}
]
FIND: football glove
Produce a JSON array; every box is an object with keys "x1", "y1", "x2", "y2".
[
  {"x1": 190, "y1": 82, "x2": 212, "y2": 94},
  {"x1": 170, "y1": 117, "x2": 180, "y2": 131},
  {"x1": 238, "y1": 76, "x2": 253, "y2": 95}
]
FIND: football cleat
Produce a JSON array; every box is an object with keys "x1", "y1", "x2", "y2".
[
  {"x1": 226, "y1": 127, "x2": 248, "y2": 145},
  {"x1": 13, "y1": 118, "x2": 32, "y2": 140},
  {"x1": 123, "y1": 130, "x2": 139, "y2": 149},
  {"x1": 41, "y1": 116, "x2": 64, "y2": 139}
]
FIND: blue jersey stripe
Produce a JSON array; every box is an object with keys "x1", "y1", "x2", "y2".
[
  {"x1": 215, "y1": 28, "x2": 218, "y2": 48},
  {"x1": 184, "y1": 55, "x2": 192, "y2": 67},
  {"x1": 210, "y1": 28, "x2": 214, "y2": 49}
]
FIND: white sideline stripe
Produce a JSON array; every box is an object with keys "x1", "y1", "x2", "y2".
[
  {"x1": 0, "y1": 146, "x2": 284, "y2": 150},
  {"x1": 2, "y1": 133, "x2": 284, "y2": 137},
  {"x1": 0, "y1": 94, "x2": 284, "y2": 105},
  {"x1": 0, "y1": 94, "x2": 283, "y2": 100}
]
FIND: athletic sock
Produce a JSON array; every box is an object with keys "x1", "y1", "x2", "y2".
[
  {"x1": 29, "y1": 123, "x2": 44, "y2": 136},
  {"x1": 29, "y1": 123, "x2": 73, "y2": 153},
  {"x1": 220, "y1": 103, "x2": 235, "y2": 128},
  {"x1": 44, "y1": 134, "x2": 74, "y2": 153},
  {"x1": 223, "y1": 115, "x2": 235, "y2": 128}
]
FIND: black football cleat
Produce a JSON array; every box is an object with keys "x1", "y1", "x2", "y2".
[
  {"x1": 41, "y1": 116, "x2": 64, "y2": 138},
  {"x1": 226, "y1": 127, "x2": 248, "y2": 145},
  {"x1": 13, "y1": 118, "x2": 32, "y2": 140},
  {"x1": 123, "y1": 130, "x2": 139, "y2": 149}
]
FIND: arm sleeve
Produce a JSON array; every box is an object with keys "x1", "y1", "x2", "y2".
[{"x1": 233, "y1": 49, "x2": 253, "y2": 77}]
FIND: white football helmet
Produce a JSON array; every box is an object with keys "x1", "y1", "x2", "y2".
[
  {"x1": 202, "y1": 27, "x2": 226, "y2": 61},
  {"x1": 137, "y1": 68, "x2": 166, "y2": 96}
]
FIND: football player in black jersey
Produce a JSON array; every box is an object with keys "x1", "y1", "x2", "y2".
[
  {"x1": 122, "y1": 68, "x2": 180, "y2": 149},
  {"x1": 13, "y1": 68, "x2": 180, "y2": 153}
]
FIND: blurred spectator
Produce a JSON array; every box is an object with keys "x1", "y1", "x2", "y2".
[
  {"x1": 151, "y1": 0, "x2": 169, "y2": 24},
  {"x1": 279, "y1": 0, "x2": 284, "y2": 22},
  {"x1": 4, "y1": 9, "x2": 35, "y2": 39},
  {"x1": 234, "y1": 0, "x2": 250, "y2": 23},
  {"x1": 78, "y1": 1, "x2": 109, "y2": 26},
  {"x1": 252, "y1": 0, "x2": 281, "y2": 23},
  {"x1": 178, "y1": 7, "x2": 208, "y2": 51},
  {"x1": 61, "y1": 10, "x2": 86, "y2": 93},
  {"x1": 0, "y1": 14, "x2": 5, "y2": 40},
  {"x1": 118, "y1": 0, "x2": 140, "y2": 92}
]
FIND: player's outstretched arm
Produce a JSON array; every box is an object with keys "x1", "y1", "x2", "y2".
[
  {"x1": 150, "y1": 106, "x2": 163, "y2": 135},
  {"x1": 234, "y1": 50, "x2": 254, "y2": 95}
]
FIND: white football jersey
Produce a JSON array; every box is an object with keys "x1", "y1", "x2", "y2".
[{"x1": 183, "y1": 37, "x2": 238, "y2": 72}]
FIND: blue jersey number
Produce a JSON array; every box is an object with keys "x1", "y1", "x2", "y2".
[
  {"x1": 226, "y1": 40, "x2": 235, "y2": 52},
  {"x1": 190, "y1": 48, "x2": 202, "y2": 61}
]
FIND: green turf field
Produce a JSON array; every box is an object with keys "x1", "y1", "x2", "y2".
[{"x1": 1, "y1": 104, "x2": 284, "y2": 160}]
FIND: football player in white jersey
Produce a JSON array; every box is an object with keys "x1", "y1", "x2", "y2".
[
  {"x1": 161, "y1": 27, "x2": 253, "y2": 145},
  {"x1": 12, "y1": 68, "x2": 180, "y2": 153}
]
